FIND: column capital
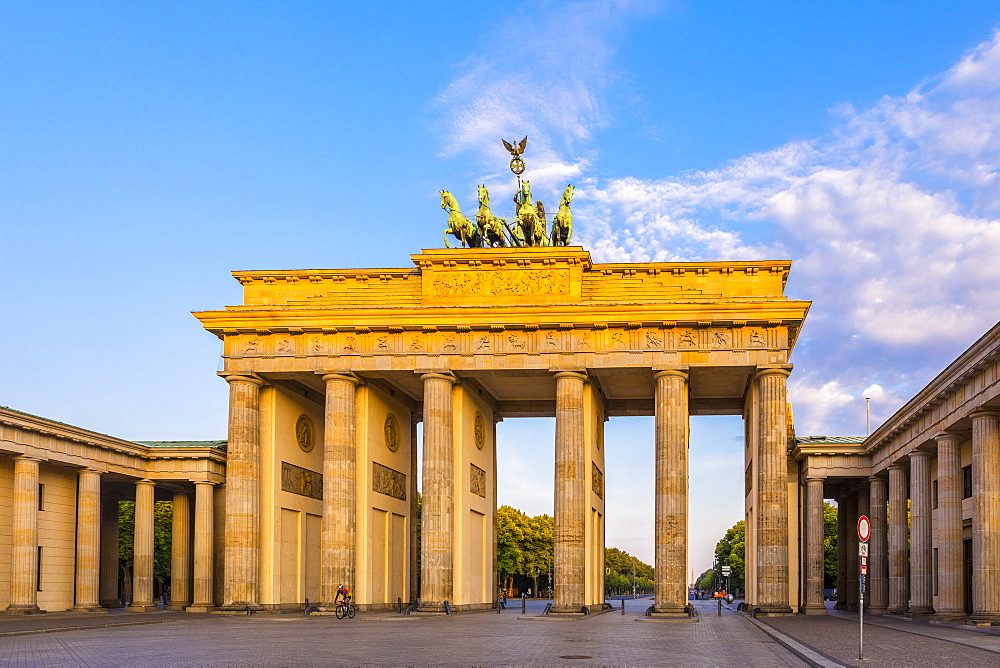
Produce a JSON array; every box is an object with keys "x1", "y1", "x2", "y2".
[
  {"x1": 135, "y1": 478, "x2": 156, "y2": 487},
  {"x1": 804, "y1": 475, "x2": 826, "y2": 483},
  {"x1": 14, "y1": 454, "x2": 42, "y2": 463},
  {"x1": 888, "y1": 462, "x2": 908, "y2": 471},
  {"x1": 320, "y1": 372, "x2": 360, "y2": 385},
  {"x1": 224, "y1": 374, "x2": 264, "y2": 387},
  {"x1": 909, "y1": 450, "x2": 933, "y2": 462},
  {"x1": 193, "y1": 480, "x2": 217, "y2": 487},
  {"x1": 419, "y1": 371, "x2": 457, "y2": 384},
  {"x1": 969, "y1": 407, "x2": 1000, "y2": 421},
  {"x1": 934, "y1": 430, "x2": 965, "y2": 444},
  {"x1": 552, "y1": 370, "x2": 587, "y2": 382},
  {"x1": 754, "y1": 366, "x2": 792, "y2": 380},
  {"x1": 653, "y1": 369, "x2": 688, "y2": 381},
  {"x1": 79, "y1": 467, "x2": 105, "y2": 476},
  {"x1": 869, "y1": 473, "x2": 887, "y2": 484}
]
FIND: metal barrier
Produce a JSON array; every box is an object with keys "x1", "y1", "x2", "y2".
[
  {"x1": 581, "y1": 606, "x2": 590, "y2": 615},
  {"x1": 304, "y1": 605, "x2": 318, "y2": 616},
  {"x1": 404, "y1": 604, "x2": 417, "y2": 615},
  {"x1": 443, "y1": 600, "x2": 451, "y2": 615},
  {"x1": 543, "y1": 602, "x2": 552, "y2": 615}
]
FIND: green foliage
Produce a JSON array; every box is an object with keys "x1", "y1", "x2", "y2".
[
  {"x1": 118, "y1": 500, "x2": 173, "y2": 591},
  {"x1": 714, "y1": 520, "x2": 745, "y2": 593},
  {"x1": 824, "y1": 502, "x2": 838, "y2": 588},
  {"x1": 495, "y1": 505, "x2": 554, "y2": 592},
  {"x1": 604, "y1": 547, "x2": 654, "y2": 594},
  {"x1": 694, "y1": 568, "x2": 715, "y2": 591}
]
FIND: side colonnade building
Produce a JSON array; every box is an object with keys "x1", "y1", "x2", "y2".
[
  {"x1": 795, "y1": 321, "x2": 1000, "y2": 624},
  {"x1": 0, "y1": 406, "x2": 225, "y2": 613}
]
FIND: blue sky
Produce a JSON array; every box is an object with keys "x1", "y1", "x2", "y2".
[{"x1": 4, "y1": 1, "x2": 1000, "y2": 575}]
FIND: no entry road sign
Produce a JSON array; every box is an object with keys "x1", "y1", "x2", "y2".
[{"x1": 858, "y1": 515, "x2": 871, "y2": 542}]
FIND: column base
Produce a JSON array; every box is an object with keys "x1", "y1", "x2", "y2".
[
  {"x1": 754, "y1": 604, "x2": 794, "y2": 616},
  {"x1": 970, "y1": 613, "x2": 1000, "y2": 625},
  {"x1": 800, "y1": 603, "x2": 828, "y2": 615},
  {"x1": 908, "y1": 606, "x2": 934, "y2": 616},
  {"x1": 867, "y1": 606, "x2": 887, "y2": 616},
  {"x1": 932, "y1": 610, "x2": 965, "y2": 620},
  {"x1": 72, "y1": 605, "x2": 108, "y2": 613},
  {"x1": 185, "y1": 604, "x2": 216, "y2": 613},
  {"x1": 213, "y1": 602, "x2": 265, "y2": 615},
  {"x1": 886, "y1": 606, "x2": 909, "y2": 614},
  {"x1": 415, "y1": 602, "x2": 450, "y2": 614},
  {"x1": 164, "y1": 603, "x2": 191, "y2": 611},
  {"x1": 5, "y1": 604, "x2": 45, "y2": 615},
  {"x1": 127, "y1": 603, "x2": 160, "y2": 612},
  {"x1": 548, "y1": 605, "x2": 589, "y2": 615}
]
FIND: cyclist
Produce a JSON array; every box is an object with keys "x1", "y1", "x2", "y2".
[{"x1": 335, "y1": 583, "x2": 351, "y2": 607}]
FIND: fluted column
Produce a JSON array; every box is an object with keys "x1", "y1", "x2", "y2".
[
  {"x1": 653, "y1": 369, "x2": 688, "y2": 616},
  {"x1": 409, "y1": 413, "x2": 420, "y2": 605},
  {"x1": 220, "y1": 374, "x2": 264, "y2": 611},
  {"x1": 166, "y1": 492, "x2": 192, "y2": 609},
  {"x1": 868, "y1": 476, "x2": 888, "y2": 614},
  {"x1": 971, "y1": 408, "x2": 1000, "y2": 624},
  {"x1": 910, "y1": 451, "x2": 934, "y2": 614},
  {"x1": 418, "y1": 372, "x2": 457, "y2": 612},
  {"x1": 840, "y1": 491, "x2": 859, "y2": 610},
  {"x1": 834, "y1": 492, "x2": 849, "y2": 610},
  {"x1": 552, "y1": 370, "x2": 587, "y2": 614},
  {"x1": 755, "y1": 368, "x2": 793, "y2": 614},
  {"x1": 802, "y1": 476, "x2": 827, "y2": 614},
  {"x1": 100, "y1": 497, "x2": 120, "y2": 607},
  {"x1": 935, "y1": 432, "x2": 964, "y2": 617},
  {"x1": 129, "y1": 479, "x2": 157, "y2": 611},
  {"x1": 887, "y1": 463, "x2": 909, "y2": 614},
  {"x1": 7, "y1": 456, "x2": 42, "y2": 614},
  {"x1": 73, "y1": 468, "x2": 104, "y2": 611},
  {"x1": 188, "y1": 481, "x2": 216, "y2": 612},
  {"x1": 319, "y1": 372, "x2": 359, "y2": 610}
]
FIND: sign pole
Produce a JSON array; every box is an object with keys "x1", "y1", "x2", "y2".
[{"x1": 857, "y1": 515, "x2": 871, "y2": 661}]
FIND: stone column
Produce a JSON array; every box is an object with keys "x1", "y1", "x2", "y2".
[
  {"x1": 887, "y1": 463, "x2": 909, "y2": 614},
  {"x1": 188, "y1": 481, "x2": 216, "y2": 612},
  {"x1": 166, "y1": 492, "x2": 192, "y2": 610},
  {"x1": 935, "y1": 432, "x2": 964, "y2": 617},
  {"x1": 552, "y1": 370, "x2": 587, "y2": 614},
  {"x1": 319, "y1": 372, "x2": 359, "y2": 610},
  {"x1": 220, "y1": 374, "x2": 264, "y2": 612},
  {"x1": 418, "y1": 372, "x2": 457, "y2": 612},
  {"x1": 409, "y1": 413, "x2": 420, "y2": 605},
  {"x1": 652, "y1": 369, "x2": 689, "y2": 616},
  {"x1": 834, "y1": 491, "x2": 849, "y2": 610},
  {"x1": 73, "y1": 468, "x2": 104, "y2": 612},
  {"x1": 100, "y1": 497, "x2": 120, "y2": 607},
  {"x1": 868, "y1": 475, "x2": 889, "y2": 615},
  {"x1": 909, "y1": 451, "x2": 934, "y2": 614},
  {"x1": 840, "y1": 491, "x2": 859, "y2": 610},
  {"x1": 971, "y1": 408, "x2": 1000, "y2": 624},
  {"x1": 754, "y1": 368, "x2": 793, "y2": 614},
  {"x1": 7, "y1": 456, "x2": 42, "y2": 614},
  {"x1": 129, "y1": 479, "x2": 157, "y2": 611},
  {"x1": 802, "y1": 476, "x2": 827, "y2": 614}
]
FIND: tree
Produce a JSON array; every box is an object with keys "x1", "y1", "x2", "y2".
[
  {"x1": 714, "y1": 520, "x2": 745, "y2": 595},
  {"x1": 823, "y1": 502, "x2": 838, "y2": 588},
  {"x1": 694, "y1": 568, "x2": 715, "y2": 591},
  {"x1": 604, "y1": 547, "x2": 654, "y2": 595},
  {"x1": 118, "y1": 500, "x2": 173, "y2": 601}
]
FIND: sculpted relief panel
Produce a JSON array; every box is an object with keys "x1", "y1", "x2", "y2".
[
  {"x1": 431, "y1": 268, "x2": 570, "y2": 297},
  {"x1": 372, "y1": 462, "x2": 407, "y2": 501},
  {"x1": 231, "y1": 325, "x2": 787, "y2": 358}
]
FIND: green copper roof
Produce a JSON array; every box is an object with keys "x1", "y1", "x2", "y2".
[
  {"x1": 796, "y1": 435, "x2": 867, "y2": 445},
  {"x1": 134, "y1": 440, "x2": 227, "y2": 450}
]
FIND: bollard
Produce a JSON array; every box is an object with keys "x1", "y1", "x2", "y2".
[
  {"x1": 717, "y1": 599, "x2": 722, "y2": 616},
  {"x1": 522, "y1": 596, "x2": 526, "y2": 613},
  {"x1": 398, "y1": 597, "x2": 402, "y2": 614},
  {"x1": 497, "y1": 595, "x2": 501, "y2": 614},
  {"x1": 621, "y1": 598, "x2": 625, "y2": 615}
]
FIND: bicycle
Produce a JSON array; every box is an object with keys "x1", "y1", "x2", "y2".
[{"x1": 335, "y1": 600, "x2": 356, "y2": 619}]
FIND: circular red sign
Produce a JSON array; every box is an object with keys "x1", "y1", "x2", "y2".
[{"x1": 857, "y1": 515, "x2": 871, "y2": 542}]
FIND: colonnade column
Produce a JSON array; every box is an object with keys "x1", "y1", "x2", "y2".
[
  {"x1": 552, "y1": 370, "x2": 587, "y2": 614},
  {"x1": 935, "y1": 432, "x2": 964, "y2": 617},
  {"x1": 754, "y1": 368, "x2": 793, "y2": 614},
  {"x1": 909, "y1": 451, "x2": 934, "y2": 614},
  {"x1": 868, "y1": 476, "x2": 888, "y2": 615},
  {"x1": 319, "y1": 372, "x2": 360, "y2": 610},
  {"x1": 129, "y1": 479, "x2": 157, "y2": 611},
  {"x1": 840, "y1": 491, "x2": 859, "y2": 610},
  {"x1": 99, "y1": 497, "x2": 120, "y2": 607},
  {"x1": 7, "y1": 456, "x2": 42, "y2": 614},
  {"x1": 802, "y1": 476, "x2": 827, "y2": 614},
  {"x1": 188, "y1": 481, "x2": 216, "y2": 612},
  {"x1": 418, "y1": 372, "x2": 457, "y2": 612},
  {"x1": 73, "y1": 468, "x2": 104, "y2": 612},
  {"x1": 409, "y1": 413, "x2": 420, "y2": 605},
  {"x1": 220, "y1": 374, "x2": 264, "y2": 612},
  {"x1": 167, "y1": 492, "x2": 192, "y2": 610},
  {"x1": 834, "y1": 490, "x2": 849, "y2": 610},
  {"x1": 971, "y1": 408, "x2": 1000, "y2": 624},
  {"x1": 887, "y1": 463, "x2": 909, "y2": 614},
  {"x1": 652, "y1": 369, "x2": 688, "y2": 616}
]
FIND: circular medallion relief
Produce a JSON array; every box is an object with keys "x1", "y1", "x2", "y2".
[
  {"x1": 295, "y1": 414, "x2": 315, "y2": 453},
  {"x1": 474, "y1": 411, "x2": 486, "y2": 450},
  {"x1": 384, "y1": 412, "x2": 400, "y2": 452}
]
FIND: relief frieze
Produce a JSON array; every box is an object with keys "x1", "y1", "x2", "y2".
[
  {"x1": 470, "y1": 464, "x2": 487, "y2": 498},
  {"x1": 431, "y1": 269, "x2": 570, "y2": 297},
  {"x1": 592, "y1": 462, "x2": 604, "y2": 499},
  {"x1": 372, "y1": 462, "x2": 407, "y2": 501},
  {"x1": 281, "y1": 462, "x2": 323, "y2": 500}
]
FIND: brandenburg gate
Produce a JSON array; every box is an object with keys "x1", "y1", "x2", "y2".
[{"x1": 193, "y1": 245, "x2": 810, "y2": 616}]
